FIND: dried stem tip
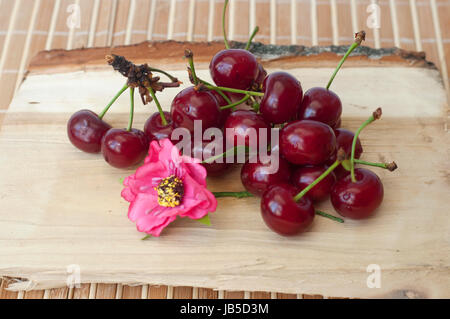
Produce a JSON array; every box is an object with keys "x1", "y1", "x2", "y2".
[
  {"x1": 105, "y1": 54, "x2": 180, "y2": 104},
  {"x1": 355, "y1": 30, "x2": 366, "y2": 45},
  {"x1": 386, "y1": 161, "x2": 398, "y2": 172},
  {"x1": 373, "y1": 107, "x2": 382, "y2": 120},
  {"x1": 184, "y1": 49, "x2": 193, "y2": 58},
  {"x1": 337, "y1": 148, "x2": 347, "y2": 162}
]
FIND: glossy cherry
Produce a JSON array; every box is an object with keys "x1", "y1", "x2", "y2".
[
  {"x1": 291, "y1": 165, "x2": 336, "y2": 202},
  {"x1": 298, "y1": 87, "x2": 342, "y2": 128},
  {"x1": 331, "y1": 168, "x2": 384, "y2": 219},
  {"x1": 101, "y1": 128, "x2": 148, "y2": 169},
  {"x1": 260, "y1": 72, "x2": 303, "y2": 124},
  {"x1": 241, "y1": 156, "x2": 291, "y2": 196},
  {"x1": 327, "y1": 128, "x2": 363, "y2": 178},
  {"x1": 261, "y1": 183, "x2": 315, "y2": 236},
  {"x1": 171, "y1": 86, "x2": 221, "y2": 134},
  {"x1": 224, "y1": 110, "x2": 270, "y2": 148},
  {"x1": 209, "y1": 90, "x2": 233, "y2": 128},
  {"x1": 209, "y1": 49, "x2": 259, "y2": 90},
  {"x1": 280, "y1": 120, "x2": 336, "y2": 165},
  {"x1": 144, "y1": 111, "x2": 174, "y2": 142},
  {"x1": 67, "y1": 109, "x2": 111, "y2": 153}
]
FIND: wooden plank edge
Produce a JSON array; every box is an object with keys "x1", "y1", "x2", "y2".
[{"x1": 27, "y1": 40, "x2": 437, "y2": 76}]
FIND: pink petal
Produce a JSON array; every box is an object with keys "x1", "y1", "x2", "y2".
[
  {"x1": 136, "y1": 214, "x2": 177, "y2": 237},
  {"x1": 127, "y1": 193, "x2": 159, "y2": 222}
]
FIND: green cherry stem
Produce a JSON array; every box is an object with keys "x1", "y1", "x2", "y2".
[
  {"x1": 354, "y1": 159, "x2": 398, "y2": 171},
  {"x1": 98, "y1": 83, "x2": 129, "y2": 119},
  {"x1": 315, "y1": 210, "x2": 344, "y2": 223},
  {"x1": 203, "y1": 83, "x2": 264, "y2": 97},
  {"x1": 213, "y1": 191, "x2": 253, "y2": 199},
  {"x1": 184, "y1": 49, "x2": 199, "y2": 85},
  {"x1": 350, "y1": 108, "x2": 382, "y2": 182},
  {"x1": 202, "y1": 145, "x2": 249, "y2": 164},
  {"x1": 148, "y1": 86, "x2": 168, "y2": 126},
  {"x1": 148, "y1": 67, "x2": 179, "y2": 83},
  {"x1": 201, "y1": 79, "x2": 232, "y2": 104},
  {"x1": 222, "y1": 0, "x2": 230, "y2": 49},
  {"x1": 220, "y1": 94, "x2": 250, "y2": 110},
  {"x1": 326, "y1": 30, "x2": 366, "y2": 90},
  {"x1": 245, "y1": 26, "x2": 259, "y2": 50},
  {"x1": 126, "y1": 87, "x2": 135, "y2": 132}
]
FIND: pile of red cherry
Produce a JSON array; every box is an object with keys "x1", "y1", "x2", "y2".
[{"x1": 67, "y1": 2, "x2": 397, "y2": 237}]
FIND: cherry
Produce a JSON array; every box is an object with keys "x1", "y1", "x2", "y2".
[
  {"x1": 280, "y1": 120, "x2": 336, "y2": 165},
  {"x1": 67, "y1": 110, "x2": 111, "y2": 153},
  {"x1": 209, "y1": 49, "x2": 259, "y2": 90},
  {"x1": 209, "y1": 90, "x2": 233, "y2": 127},
  {"x1": 297, "y1": 87, "x2": 342, "y2": 128},
  {"x1": 171, "y1": 86, "x2": 221, "y2": 134},
  {"x1": 261, "y1": 183, "x2": 315, "y2": 236},
  {"x1": 331, "y1": 168, "x2": 384, "y2": 219},
  {"x1": 333, "y1": 118, "x2": 341, "y2": 129},
  {"x1": 291, "y1": 165, "x2": 336, "y2": 202},
  {"x1": 224, "y1": 110, "x2": 270, "y2": 148},
  {"x1": 144, "y1": 111, "x2": 174, "y2": 142},
  {"x1": 241, "y1": 156, "x2": 291, "y2": 196},
  {"x1": 101, "y1": 128, "x2": 148, "y2": 168},
  {"x1": 260, "y1": 72, "x2": 303, "y2": 124},
  {"x1": 253, "y1": 63, "x2": 267, "y2": 90}
]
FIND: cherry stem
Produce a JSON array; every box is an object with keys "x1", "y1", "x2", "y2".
[
  {"x1": 245, "y1": 26, "x2": 259, "y2": 51},
  {"x1": 315, "y1": 210, "x2": 344, "y2": 223},
  {"x1": 222, "y1": 0, "x2": 230, "y2": 49},
  {"x1": 148, "y1": 67, "x2": 179, "y2": 83},
  {"x1": 293, "y1": 159, "x2": 341, "y2": 202},
  {"x1": 213, "y1": 191, "x2": 253, "y2": 199},
  {"x1": 148, "y1": 86, "x2": 168, "y2": 126},
  {"x1": 326, "y1": 30, "x2": 366, "y2": 90},
  {"x1": 220, "y1": 94, "x2": 250, "y2": 110},
  {"x1": 354, "y1": 159, "x2": 398, "y2": 171},
  {"x1": 202, "y1": 145, "x2": 249, "y2": 164},
  {"x1": 126, "y1": 87, "x2": 135, "y2": 132},
  {"x1": 203, "y1": 83, "x2": 264, "y2": 97},
  {"x1": 200, "y1": 79, "x2": 232, "y2": 104},
  {"x1": 350, "y1": 107, "x2": 382, "y2": 182},
  {"x1": 98, "y1": 83, "x2": 129, "y2": 119},
  {"x1": 185, "y1": 49, "x2": 199, "y2": 85}
]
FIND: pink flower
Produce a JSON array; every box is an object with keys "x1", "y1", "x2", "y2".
[{"x1": 121, "y1": 138, "x2": 217, "y2": 237}]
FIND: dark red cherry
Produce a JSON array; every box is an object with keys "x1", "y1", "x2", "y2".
[
  {"x1": 171, "y1": 86, "x2": 221, "y2": 134},
  {"x1": 326, "y1": 128, "x2": 363, "y2": 178},
  {"x1": 253, "y1": 63, "x2": 267, "y2": 90},
  {"x1": 224, "y1": 110, "x2": 270, "y2": 148},
  {"x1": 101, "y1": 128, "x2": 148, "y2": 168},
  {"x1": 144, "y1": 111, "x2": 174, "y2": 142},
  {"x1": 291, "y1": 165, "x2": 336, "y2": 202},
  {"x1": 67, "y1": 109, "x2": 111, "y2": 153},
  {"x1": 209, "y1": 49, "x2": 259, "y2": 90},
  {"x1": 209, "y1": 90, "x2": 232, "y2": 128},
  {"x1": 333, "y1": 118, "x2": 341, "y2": 129},
  {"x1": 241, "y1": 156, "x2": 291, "y2": 196},
  {"x1": 298, "y1": 87, "x2": 342, "y2": 128},
  {"x1": 331, "y1": 168, "x2": 384, "y2": 219},
  {"x1": 261, "y1": 183, "x2": 315, "y2": 236},
  {"x1": 280, "y1": 120, "x2": 336, "y2": 165},
  {"x1": 260, "y1": 72, "x2": 303, "y2": 124},
  {"x1": 191, "y1": 135, "x2": 233, "y2": 176}
]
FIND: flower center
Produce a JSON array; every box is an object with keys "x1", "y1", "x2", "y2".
[{"x1": 155, "y1": 175, "x2": 184, "y2": 207}]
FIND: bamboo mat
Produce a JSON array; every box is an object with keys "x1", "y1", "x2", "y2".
[{"x1": 0, "y1": 0, "x2": 449, "y2": 299}]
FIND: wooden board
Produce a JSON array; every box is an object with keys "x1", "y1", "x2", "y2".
[{"x1": 0, "y1": 41, "x2": 449, "y2": 298}]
